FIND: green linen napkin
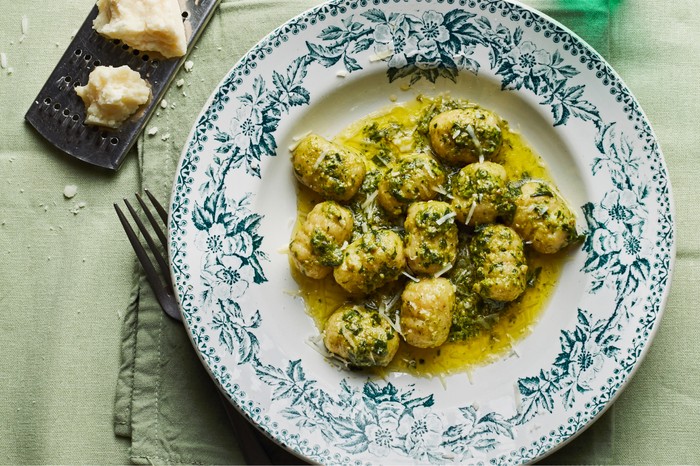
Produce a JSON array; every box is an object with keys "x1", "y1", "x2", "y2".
[{"x1": 113, "y1": 1, "x2": 616, "y2": 464}]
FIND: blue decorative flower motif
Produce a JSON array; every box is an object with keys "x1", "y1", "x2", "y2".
[
  {"x1": 413, "y1": 11, "x2": 451, "y2": 69},
  {"x1": 202, "y1": 254, "x2": 255, "y2": 303},
  {"x1": 364, "y1": 401, "x2": 404, "y2": 456},
  {"x1": 597, "y1": 190, "x2": 645, "y2": 228},
  {"x1": 505, "y1": 40, "x2": 551, "y2": 92},
  {"x1": 397, "y1": 406, "x2": 444, "y2": 459},
  {"x1": 229, "y1": 100, "x2": 265, "y2": 154},
  {"x1": 372, "y1": 17, "x2": 419, "y2": 68}
]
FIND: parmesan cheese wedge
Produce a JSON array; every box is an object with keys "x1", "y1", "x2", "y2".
[
  {"x1": 75, "y1": 65, "x2": 150, "y2": 128},
  {"x1": 94, "y1": 0, "x2": 187, "y2": 58}
]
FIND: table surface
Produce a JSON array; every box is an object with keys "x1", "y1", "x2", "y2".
[{"x1": 1, "y1": 0, "x2": 699, "y2": 464}]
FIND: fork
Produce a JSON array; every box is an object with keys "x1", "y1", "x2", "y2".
[{"x1": 114, "y1": 190, "x2": 297, "y2": 465}]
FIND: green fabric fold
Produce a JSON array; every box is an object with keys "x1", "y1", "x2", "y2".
[{"x1": 113, "y1": 1, "x2": 617, "y2": 464}]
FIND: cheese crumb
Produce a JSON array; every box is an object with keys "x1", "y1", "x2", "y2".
[
  {"x1": 160, "y1": 99, "x2": 168, "y2": 109},
  {"x1": 183, "y1": 60, "x2": 194, "y2": 72},
  {"x1": 93, "y1": 0, "x2": 187, "y2": 58},
  {"x1": 369, "y1": 48, "x2": 393, "y2": 62},
  {"x1": 63, "y1": 185, "x2": 78, "y2": 199},
  {"x1": 147, "y1": 127, "x2": 159, "y2": 136},
  {"x1": 75, "y1": 66, "x2": 151, "y2": 128},
  {"x1": 336, "y1": 69, "x2": 348, "y2": 78},
  {"x1": 161, "y1": 133, "x2": 171, "y2": 141},
  {"x1": 0, "y1": 52, "x2": 7, "y2": 69},
  {"x1": 175, "y1": 78, "x2": 185, "y2": 87}
]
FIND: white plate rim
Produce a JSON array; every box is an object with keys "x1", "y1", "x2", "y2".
[{"x1": 168, "y1": 1, "x2": 675, "y2": 463}]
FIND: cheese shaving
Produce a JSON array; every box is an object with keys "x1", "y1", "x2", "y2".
[
  {"x1": 378, "y1": 306, "x2": 403, "y2": 337},
  {"x1": 465, "y1": 124, "x2": 481, "y2": 151},
  {"x1": 401, "y1": 271, "x2": 420, "y2": 282},
  {"x1": 435, "y1": 211, "x2": 456, "y2": 226},
  {"x1": 433, "y1": 263, "x2": 453, "y2": 278},
  {"x1": 431, "y1": 185, "x2": 454, "y2": 199},
  {"x1": 464, "y1": 200, "x2": 477, "y2": 225},
  {"x1": 361, "y1": 190, "x2": 378, "y2": 210},
  {"x1": 312, "y1": 151, "x2": 328, "y2": 170},
  {"x1": 369, "y1": 48, "x2": 393, "y2": 62},
  {"x1": 21, "y1": 15, "x2": 29, "y2": 35},
  {"x1": 0, "y1": 53, "x2": 7, "y2": 69}
]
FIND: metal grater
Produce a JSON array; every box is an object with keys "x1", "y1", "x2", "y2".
[{"x1": 25, "y1": 0, "x2": 222, "y2": 171}]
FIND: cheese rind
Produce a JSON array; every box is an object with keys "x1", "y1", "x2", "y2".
[
  {"x1": 75, "y1": 65, "x2": 151, "y2": 128},
  {"x1": 94, "y1": 0, "x2": 187, "y2": 58}
]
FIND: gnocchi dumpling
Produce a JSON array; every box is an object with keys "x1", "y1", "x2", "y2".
[
  {"x1": 292, "y1": 134, "x2": 366, "y2": 201},
  {"x1": 289, "y1": 201, "x2": 354, "y2": 279},
  {"x1": 451, "y1": 161, "x2": 512, "y2": 226},
  {"x1": 429, "y1": 108, "x2": 503, "y2": 165},
  {"x1": 377, "y1": 154, "x2": 446, "y2": 216},
  {"x1": 509, "y1": 179, "x2": 579, "y2": 254},
  {"x1": 333, "y1": 229, "x2": 405, "y2": 295},
  {"x1": 323, "y1": 304, "x2": 399, "y2": 367},
  {"x1": 404, "y1": 201, "x2": 458, "y2": 276},
  {"x1": 400, "y1": 277, "x2": 455, "y2": 348},
  {"x1": 470, "y1": 224, "x2": 528, "y2": 302}
]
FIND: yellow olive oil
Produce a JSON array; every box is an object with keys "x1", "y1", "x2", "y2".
[{"x1": 290, "y1": 96, "x2": 567, "y2": 377}]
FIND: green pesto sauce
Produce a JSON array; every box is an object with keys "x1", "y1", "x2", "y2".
[{"x1": 292, "y1": 95, "x2": 569, "y2": 377}]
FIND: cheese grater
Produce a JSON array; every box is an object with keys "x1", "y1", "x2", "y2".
[{"x1": 25, "y1": 0, "x2": 222, "y2": 171}]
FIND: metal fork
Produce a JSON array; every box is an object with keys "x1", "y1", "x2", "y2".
[{"x1": 114, "y1": 190, "x2": 299, "y2": 465}]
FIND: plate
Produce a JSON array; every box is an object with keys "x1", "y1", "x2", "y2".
[{"x1": 169, "y1": 0, "x2": 674, "y2": 463}]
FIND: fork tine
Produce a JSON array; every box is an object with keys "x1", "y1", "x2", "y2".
[
  {"x1": 123, "y1": 199, "x2": 174, "y2": 289},
  {"x1": 136, "y1": 192, "x2": 168, "y2": 253},
  {"x1": 114, "y1": 203, "x2": 167, "y2": 299},
  {"x1": 145, "y1": 189, "x2": 168, "y2": 224}
]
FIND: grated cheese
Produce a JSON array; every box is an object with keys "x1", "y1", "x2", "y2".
[
  {"x1": 21, "y1": 15, "x2": 29, "y2": 35},
  {"x1": 312, "y1": 150, "x2": 328, "y2": 170},
  {"x1": 465, "y1": 124, "x2": 481, "y2": 152},
  {"x1": 433, "y1": 263, "x2": 453, "y2": 278},
  {"x1": 336, "y1": 69, "x2": 348, "y2": 78},
  {"x1": 464, "y1": 200, "x2": 477, "y2": 225},
  {"x1": 435, "y1": 211, "x2": 456, "y2": 226},
  {"x1": 361, "y1": 190, "x2": 378, "y2": 211},
  {"x1": 0, "y1": 53, "x2": 7, "y2": 69},
  {"x1": 431, "y1": 185, "x2": 454, "y2": 199},
  {"x1": 369, "y1": 48, "x2": 393, "y2": 62},
  {"x1": 401, "y1": 271, "x2": 419, "y2": 282}
]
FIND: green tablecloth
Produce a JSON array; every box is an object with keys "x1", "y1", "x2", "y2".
[{"x1": 1, "y1": 0, "x2": 697, "y2": 464}]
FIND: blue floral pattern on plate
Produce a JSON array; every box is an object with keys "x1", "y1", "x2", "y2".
[{"x1": 169, "y1": 1, "x2": 673, "y2": 463}]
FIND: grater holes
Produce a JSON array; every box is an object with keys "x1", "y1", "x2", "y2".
[
  {"x1": 93, "y1": 60, "x2": 101, "y2": 67},
  {"x1": 74, "y1": 48, "x2": 82, "y2": 56},
  {"x1": 122, "y1": 44, "x2": 129, "y2": 51},
  {"x1": 53, "y1": 103, "x2": 61, "y2": 110},
  {"x1": 64, "y1": 75, "x2": 72, "y2": 83},
  {"x1": 182, "y1": 11, "x2": 189, "y2": 20},
  {"x1": 72, "y1": 114, "x2": 80, "y2": 122},
  {"x1": 84, "y1": 54, "x2": 92, "y2": 62},
  {"x1": 62, "y1": 109, "x2": 71, "y2": 117},
  {"x1": 112, "y1": 39, "x2": 121, "y2": 45},
  {"x1": 44, "y1": 97, "x2": 52, "y2": 105},
  {"x1": 142, "y1": 54, "x2": 149, "y2": 61},
  {"x1": 110, "y1": 137, "x2": 119, "y2": 145}
]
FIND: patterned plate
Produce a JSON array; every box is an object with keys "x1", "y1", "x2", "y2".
[{"x1": 169, "y1": 1, "x2": 674, "y2": 463}]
